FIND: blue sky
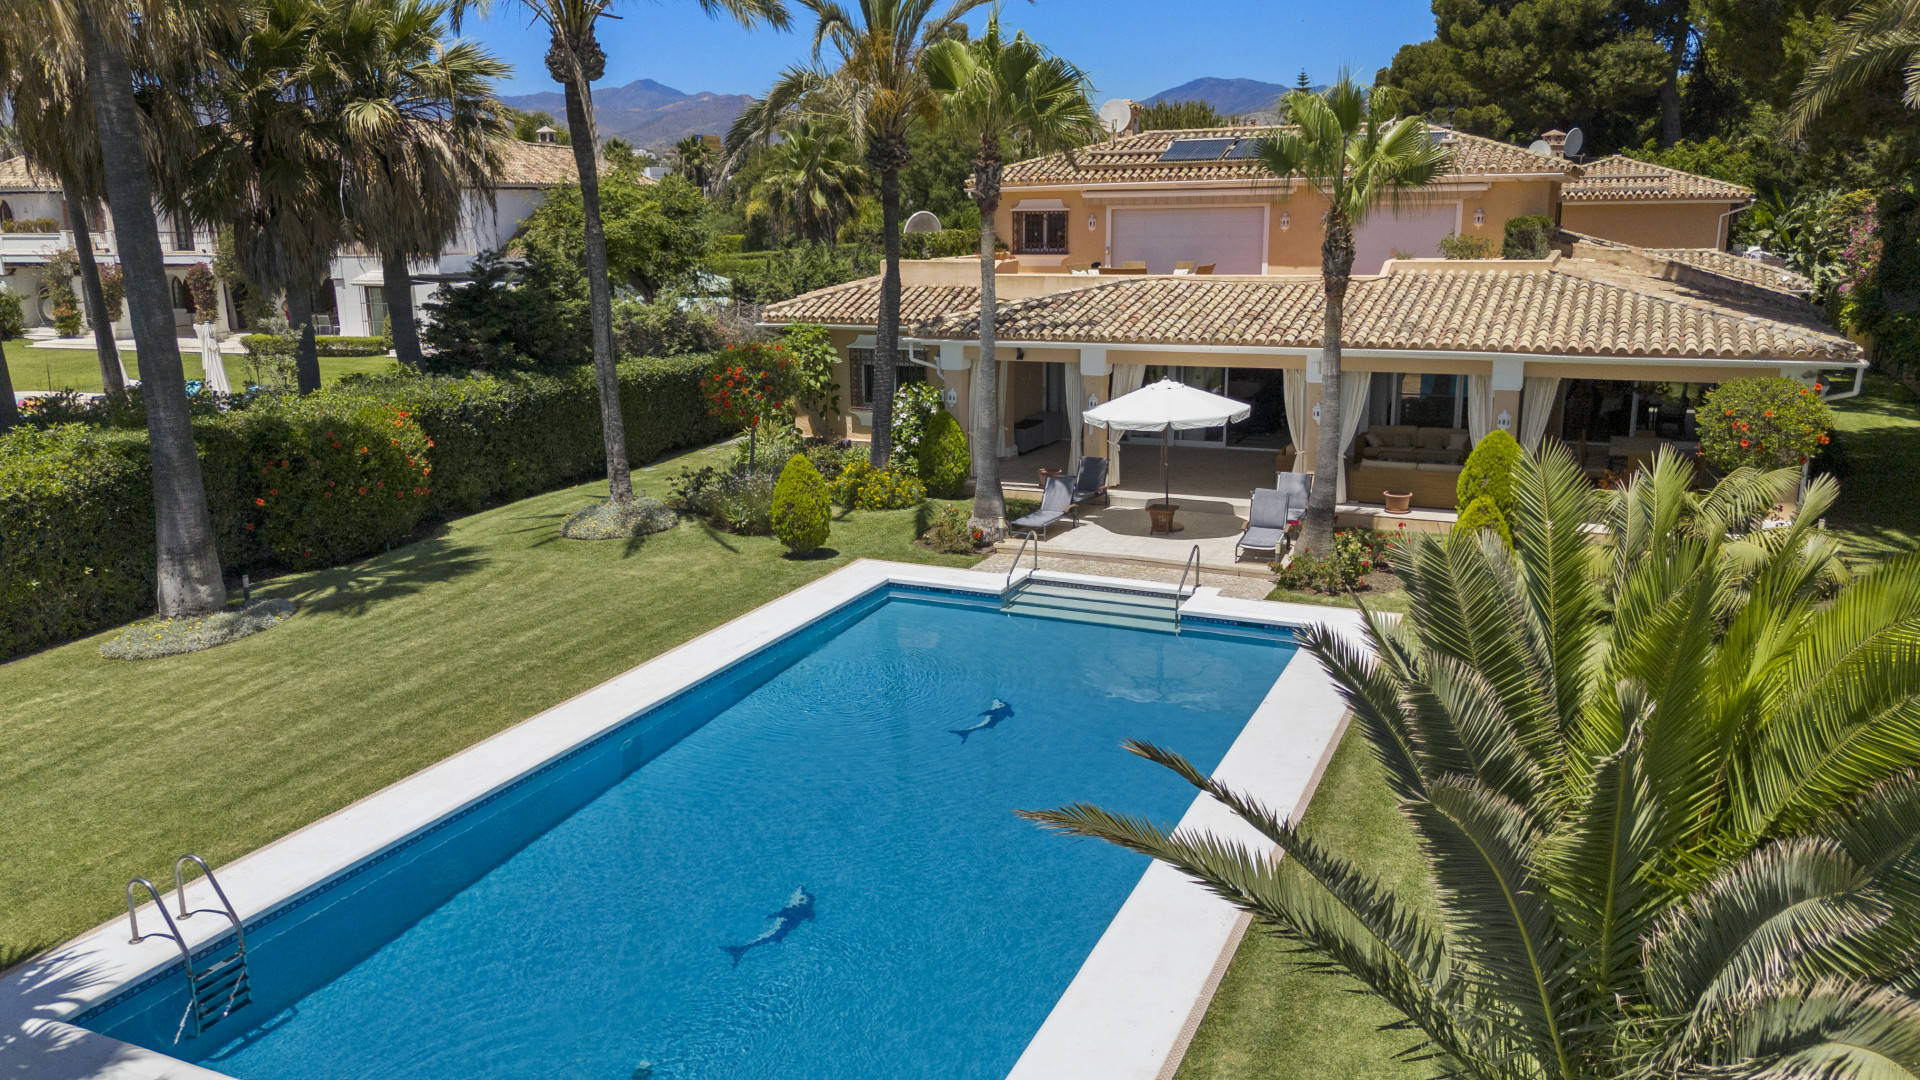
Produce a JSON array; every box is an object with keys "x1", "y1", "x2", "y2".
[{"x1": 463, "y1": 1, "x2": 1438, "y2": 102}]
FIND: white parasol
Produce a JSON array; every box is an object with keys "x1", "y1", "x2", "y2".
[
  {"x1": 196, "y1": 323, "x2": 231, "y2": 394},
  {"x1": 1080, "y1": 378, "x2": 1251, "y2": 508}
]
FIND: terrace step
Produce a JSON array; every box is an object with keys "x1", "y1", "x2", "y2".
[{"x1": 1003, "y1": 579, "x2": 1183, "y2": 634}]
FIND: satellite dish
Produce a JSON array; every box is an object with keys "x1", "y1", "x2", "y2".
[
  {"x1": 1528, "y1": 139, "x2": 1552, "y2": 156},
  {"x1": 903, "y1": 209, "x2": 942, "y2": 234},
  {"x1": 1563, "y1": 127, "x2": 1584, "y2": 157},
  {"x1": 1098, "y1": 98, "x2": 1135, "y2": 137}
]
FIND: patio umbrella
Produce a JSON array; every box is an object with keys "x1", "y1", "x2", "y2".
[
  {"x1": 196, "y1": 323, "x2": 232, "y2": 395},
  {"x1": 1081, "y1": 378, "x2": 1251, "y2": 508}
]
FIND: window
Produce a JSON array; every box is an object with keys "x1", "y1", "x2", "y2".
[
  {"x1": 364, "y1": 286, "x2": 389, "y2": 337},
  {"x1": 1013, "y1": 210, "x2": 1068, "y2": 254},
  {"x1": 848, "y1": 345, "x2": 929, "y2": 408},
  {"x1": 170, "y1": 276, "x2": 189, "y2": 310},
  {"x1": 1398, "y1": 373, "x2": 1463, "y2": 428},
  {"x1": 168, "y1": 215, "x2": 194, "y2": 252}
]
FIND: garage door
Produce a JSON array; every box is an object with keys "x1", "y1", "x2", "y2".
[
  {"x1": 1353, "y1": 202, "x2": 1462, "y2": 274},
  {"x1": 1110, "y1": 207, "x2": 1265, "y2": 275}
]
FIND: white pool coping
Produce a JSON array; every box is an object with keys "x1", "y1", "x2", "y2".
[{"x1": 0, "y1": 560, "x2": 1363, "y2": 1080}]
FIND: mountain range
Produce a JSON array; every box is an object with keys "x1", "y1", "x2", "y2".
[{"x1": 501, "y1": 76, "x2": 1314, "y2": 151}]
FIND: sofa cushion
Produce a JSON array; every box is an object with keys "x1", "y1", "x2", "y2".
[
  {"x1": 1415, "y1": 461, "x2": 1462, "y2": 472},
  {"x1": 1366, "y1": 459, "x2": 1417, "y2": 470},
  {"x1": 1364, "y1": 432, "x2": 1383, "y2": 448},
  {"x1": 1414, "y1": 430, "x2": 1450, "y2": 451},
  {"x1": 1448, "y1": 433, "x2": 1469, "y2": 451}
]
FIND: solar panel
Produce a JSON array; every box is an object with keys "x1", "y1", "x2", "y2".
[
  {"x1": 1223, "y1": 138, "x2": 1262, "y2": 160},
  {"x1": 1157, "y1": 138, "x2": 1236, "y2": 163}
]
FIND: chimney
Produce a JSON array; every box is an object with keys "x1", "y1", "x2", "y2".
[
  {"x1": 1126, "y1": 101, "x2": 1143, "y2": 137},
  {"x1": 535, "y1": 125, "x2": 557, "y2": 145},
  {"x1": 1539, "y1": 129, "x2": 1568, "y2": 157}
]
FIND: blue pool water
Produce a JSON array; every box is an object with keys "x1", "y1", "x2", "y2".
[{"x1": 86, "y1": 589, "x2": 1295, "y2": 1080}]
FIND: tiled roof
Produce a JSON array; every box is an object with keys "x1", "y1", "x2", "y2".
[
  {"x1": 1002, "y1": 125, "x2": 1574, "y2": 187},
  {"x1": 767, "y1": 266, "x2": 1859, "y2": 363},
  {"x1": 494, "y1": 140, "x2": 584, "y2": 187},
  {"x1": 1644, "y1": 248, "x2": 1812, "y2": 293},
  {"x1": 1561, "y1": 155, "x2": 1750, "y2": 203},
  {"x1": 0, "y1": 156, "x2": 59, "y2": 192},
  {"x1": 762, "y1": 281, "x2": 982, "y2": 328}
]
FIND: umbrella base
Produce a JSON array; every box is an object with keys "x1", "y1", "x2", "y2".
[{"x1": 1146, "y1": 503, "x2": 1182, "y2": 534}]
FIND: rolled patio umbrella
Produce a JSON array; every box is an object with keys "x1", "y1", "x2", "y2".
[
  {"x1": 1081, "y1": 379, "x2": 1251, "y2": 508},
  {"x1": 196, "y1": 323, "x2": 232, "y2": 394}
]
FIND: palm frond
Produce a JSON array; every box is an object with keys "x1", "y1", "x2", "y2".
[{"x1": 1686, "y1": 979, "x2": 1920, "y2": 1080}]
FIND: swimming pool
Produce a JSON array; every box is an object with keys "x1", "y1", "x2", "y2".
[{"x1": 73, "y1": 582, "x2": 1299, "y2": 1080}]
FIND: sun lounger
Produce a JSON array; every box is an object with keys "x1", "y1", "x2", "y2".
[
  {"x1": 1012, "y1": 475, "x2": 1076, "y2": 537},
  {"x1": 1236, "y1": 487, "x2": 1292, "y2": 561},
  {"x1": 1068, "y1": 456, "x2": 1109, "y2": 509}
]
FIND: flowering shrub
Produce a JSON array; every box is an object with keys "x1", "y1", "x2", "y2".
[
  {"x1": 828, "y1": 459, "x2": 926, "y2": 510},
  {"x1": 888, "y1": 382, "x2": 944, "y2": 470},
  {"x1": 704, "y1": 342, "x2": 798, "y2": 468},
  {"x1": 920, "y1": 503, "x2": 982, "y2": 554},
  {"x1": 1697, "y1": 377, "x2": 1834, "y2": 471},
  {"x1": 184, "y1": 263, "x2": 220, "y2": 324},
  {"x1": 1273, "y1": 529, "x2": 1383, "y2": 594}
]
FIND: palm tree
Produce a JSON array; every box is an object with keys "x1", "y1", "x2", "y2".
[
  {"x1": 1790, "y1": 0, "x2": 1920, "y2": 133},
  {"x1": 731, "y1": 0, "x2": 989, "y2": 467},
  {"x1": 330, "y1": 0, "x2": 508, "y2": 371},
  {"x1": 926, "y1": 11, "x2": 1098, "y2": 541},
  {"x1": 745, "y1": 117, "x2": 867, "y2": 245},
  {"x1": 1250, "y1": 74, "x2": 1450, "y2": 555},
  {"x1": 0, "y1": 38, "x2": 124, "y2": 393},
  {"x1": 53, "y1": 0, "x2": 229, "y2": 616},
  {"x1": 191, "y1": 0, "x2": 350, "y2": 396},
  {"x1": 473, "y1": 0, "x2": 787, "y2": 507},
  {"x1": 1030, "y1": 447, "x2": 1920, "y2": 1080},
  {"x1": 674, "y1": 132, "x2": 719, "y2": 192}
]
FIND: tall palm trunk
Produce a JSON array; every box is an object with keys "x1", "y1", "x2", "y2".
[
  {"x1": 380, "y1": 249, "x2": 423, "y2": 369},
  {"x1": 1301, "y1": 213, "x2": 1354, "y2": 554},
  {"x1": 869, "y1": 163, "x2": 902, "y2": 467},
  {"x1": 64, "y1": 179, "x2": 123, "y2": 394},
  {"x1": 967, "y1": 144, "x2": 1005, "y2": 539},
  {"x1": 561, "y1": 73, "x2": 632, "y2": 504},
  {"x1": 285, "y1": 279, "x2": 321, "y2": 393},
  {"x1": 81, "y1": 11, "x2": 226, "y2": 617},
  {"x1": 0, "y1": 338, "x2": 17, "y2": 432}
]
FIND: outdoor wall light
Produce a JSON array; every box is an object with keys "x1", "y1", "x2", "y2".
[
  {"x1": 1311, "y1": 402, "x2": 1322, "y2": 423},
  {"x1": 1086, "y1": 214, "x2": 1097, "y2": 231},
  {"x1": 1087, "y1": 393, "x2": 1099, "y2": 409},
  {"x1": 1474, "y1": 208, "x2": 1486, "y2": 227},
  {"x1": 1497, "y1": 409, "x2": 1512, "y2": 431},
  {"x1": 1279, "y1": 211, "x2": 1292, "y2": 231},
  {"x1": 944, "y1": 388, "x2": 959, "y2": 407}
]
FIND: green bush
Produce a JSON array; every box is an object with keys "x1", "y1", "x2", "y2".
[
  {"x1": 1503, "y1": 215, "x2": 1555, "y2": 259},
  {"x1": 0, "y1": 356, "x2": 724, "y2": 660},
  {"x1": 1696, "y1": 376, "x2": 1835, "y2": 471},
  {"x1": 770, "y1": 454, "x2": 831, "y2": 555},
  {"x1": 1456, "y1": 429, "x2": 1522, "y2": 514},
  {"x1": 420, "y1": 249, "x2": 588, "y2": 372},
  {"x1": 915, "y1": 408, "x2": 969, "y2": 497},
  {"x1": 1454, "y1": 495, "x2": 1514, "y2": 548},
  {"x1": 1438, "y1": 232, "x2": 1496, "y2": 260},
  {"x1": 611, "y1": 298, "x2": 726, "y2": 358},
  {"x1": 888, "y1": 383, "x2": 944, "y2": 469},
  {"x1": 828, "y1": 459, "x2": 926, "y2": 510},
  {"x1": 0, "y1": 288, "x2": 22, "y2": 339},
  {"x1": 1273, "y1": 529, "x2": 1384, "y2": 593},
  {"x1": 240, "y1": 334, "x2": 390, "y2": 357},
  {"x1": 919, "y1": 503, "x2": 982, "y2": 553}
]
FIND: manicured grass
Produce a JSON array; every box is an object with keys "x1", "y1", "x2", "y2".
[
  {"x1": 1825, "y1": 375, "x2": 1920, "y2": 566},
  {"x1": 2, "y1": 339, "x2": 395, "y2": 392},
  {"x1": 1175, "y1": 723, "x2": 1432, "y2": 1080},
  {"x1": 0, "y1": 439, "x2": 978, "y2": 964}
]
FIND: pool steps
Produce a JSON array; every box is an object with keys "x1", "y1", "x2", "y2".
[{"x1": 1003, "y1": 580, "x2": 1183, "y2": 634}]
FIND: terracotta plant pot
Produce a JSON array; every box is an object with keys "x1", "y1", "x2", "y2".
[{"x1": 1383, "y1": 490, "x2": 1413, "y2": 515}]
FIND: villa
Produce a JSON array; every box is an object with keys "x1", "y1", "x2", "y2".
[
  {"x1": 0, "y1": 135, "x2": 582, "y2": 339},
  {"x1": 762, "y1": 123, "x2": 1864, "y2": 521}
]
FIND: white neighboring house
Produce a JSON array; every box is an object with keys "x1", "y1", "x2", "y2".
[
  {"x1": 0, "y1": 135, "x2": 584, "y2": 339},
  {"x1": 0, "y1": 156, "x2": 228, "y2": 334},
  {"x1": 328, "y1": 137, "x2": 584, "y2": 339}
]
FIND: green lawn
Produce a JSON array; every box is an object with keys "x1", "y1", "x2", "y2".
[
  {"x1": 0, "y1": 439, "x2": 977, "y2": 966},
  {"x1": 1825, "y1": 375, "x2": 1920, "y2": 565},
  {"x1": 1175, "y1": 723, "x2": 1432, "y2": 1080},
  {"x1": 3, "y1": 339, "x2": 396, "y2": 392}
]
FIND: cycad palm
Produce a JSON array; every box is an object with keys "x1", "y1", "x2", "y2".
[
  {"x1": 730, "y1": 0, "x2": 989, "y2": 467},
  {"x1": 1790, "y1": 0, "x2": 1920, "y2": 134},
  {"x1": 926, "y1": 11, "x2": 1098, "y2": 541},
  {"x1": 746, "y1": 117, "x2": 866, "y2": 246},
  {"x1": 328, "y1": 0, "x2": 508, "y2": 370},
  {"x1": 1030, "y1": 446, "x2": 1920, "y2": 1080},
  {"x1": 1251, "y1": 74, "x2": 1450, "y2": 554},
  {"x1": 474, "y1": 0, "x2": 787, "y2": 506}
]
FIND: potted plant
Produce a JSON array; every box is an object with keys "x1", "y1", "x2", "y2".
[{"x1": 1383, "y1": 489, "x2": 1412, "y2": 514}]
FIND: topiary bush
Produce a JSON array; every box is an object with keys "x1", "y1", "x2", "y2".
[
  {"x1": 914, "y1": 408, "x2": 969, "y2": 497},
  {"x1": 1456, "y1": 429, "x2": 1522, "y2": 514},
  {"x1": 0, "y1": 288, "x2": 23, "y2": 340},
  {"x1": 1454, "y1": 494, "x2": 1514, "y2": 549},
  {"x1": 770, "y1": 454, "x2": 831, "y2": 555},
  {"x1": 1503, "y1": 215, "x2": 1555, "y2": 259},
  {"x1": 1696, "y1": 376, "x2": 1835, "y2": 472}
]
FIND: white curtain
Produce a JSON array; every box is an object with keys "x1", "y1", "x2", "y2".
[
  {"x1": 1064, "y1": 364, "x2": 1085, "y2": 466},
  {"x1": 1107, "y1": 364, "x2": 1145, "y2": 485},
  {"x1": 1519, "y1": 375, "x2": 1561, "y2": 451},
  {"x1": 197, "y1": 324, "x2": 231, "y2": 394},
  {"x1": 1283, "y1": 368, "x2": 1310, "y2": 473},
  {"x1": 1466, "y1": 374, "x2": 1494, "y2": 444},
  {"x1": 1333, "y1": 372, "x2": 1371, "y2": 503}
]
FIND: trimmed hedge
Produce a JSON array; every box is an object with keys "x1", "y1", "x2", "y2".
[
  {"x1": 242, "y1": 334, "x2": 393, "y2": 357},
  {"x1": 0, "y1": 355, "x2": 726, "y2": 660}
]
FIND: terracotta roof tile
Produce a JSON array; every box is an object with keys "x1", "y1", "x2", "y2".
[
  {"x1": 1561, "y1": 155, "x2": 1750, "y2": 202},
  {"x1": 1002, "y1": 125, "x2": 1574, "y2": 188},
  {"x1": 494, "y1": 140, "x2": 585, "y2": 187},
  {"x1": 766, "y1": 266, "x2": 1859, "y2": 363},
  {"x1": 0, "y1": 156, "x2": 59, "y2": 192},
  {"x1": 762, "y1": 280, "x2": 981, "y2": 328},
  {"x1": 1643, "y1": 248, "x2": 1812, "y2": 293}
]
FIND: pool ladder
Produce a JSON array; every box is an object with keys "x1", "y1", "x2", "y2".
[{"x1": 126, "y1": 855, "x2": 253, "y2": 1038}]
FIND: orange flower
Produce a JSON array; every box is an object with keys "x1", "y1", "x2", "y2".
[
  {"x1": 1740, "y1": 439, "x2": 1750, "y2": 448},
  {"x1": 254, "y1": 497, "x2": 266, "y2": 506},
  {"x1": 244, "y1": 522, "x2": 254, "y2": 530},
  {"x1": 358, "y1": 487, "x2": 368, "y2": 495},
  {"x1": 279, "y1": 459, "x2": 288, "y2": 468}
]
